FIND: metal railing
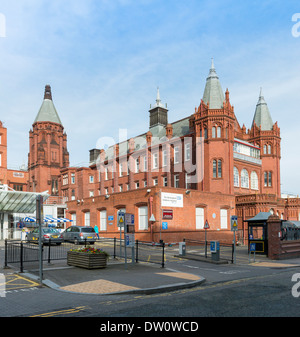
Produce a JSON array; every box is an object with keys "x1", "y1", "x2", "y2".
[
  {"x1": 4, "y1": 238, "x2": 166, "y2": 272},
  {"x1": 183, "y1": 238, "x2": 234, "y2": 263}
]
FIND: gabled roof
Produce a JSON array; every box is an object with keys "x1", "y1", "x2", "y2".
[
  {"x1": 252, "y1": 88, "x2": 273, "y2": 131},
  {"x1": 34, "y1": 85, "x2": 62, "y2": 125},
  {"x1": 202, "y1": 58, "x2": 225, "y2": 109}
]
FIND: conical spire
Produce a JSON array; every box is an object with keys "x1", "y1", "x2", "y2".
[
  {"x1": 252, "y1": 88, "x2": 273, "y2": 131},
  {"x1": 202, "y1": 58, "x2": 225, "y2": 109},
  {"x1": 34, "y1": 85, "x2": 62, "y2": 125}
]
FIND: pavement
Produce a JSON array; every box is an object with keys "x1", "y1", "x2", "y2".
[{"x1": 2, "y1": 257, "x2": 206, "y2": 296}]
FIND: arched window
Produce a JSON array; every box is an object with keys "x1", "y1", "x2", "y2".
[
  {"x1": 241, "y1": 169, "x2": 249, "y2": 188},
  {"x1": 264, "y1": 145, "x2": 267, "y2": 154},
  {"x1": 250, "y1": 171, "x2": 259, "y2": 190},
  {"x1": 217, "y1": 126, "x2": 221, "y2": 138},
  {"x1": 234, "y1": 167, "x2": 239, "y2": 187},
  {"x1": 213, "y1": 160, "x2": 217, "y2": 178},
  {"x1": 212, "y1": 127, "x2": 216, "y2": 138},
  {"x1": 268, "y1": 144, "x2": 272, "y2": 154}
]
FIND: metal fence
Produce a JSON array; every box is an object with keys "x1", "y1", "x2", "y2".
[
  {"x1": 183, "y1": 238, "x2": 234, "y2": 263},
  {"x1": 4, "y1": 238, "x2": 166, "y2": 272}
]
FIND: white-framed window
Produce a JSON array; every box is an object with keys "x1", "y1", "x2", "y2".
[
  {"x1": 119, "y1": 185, "x2": 123, "y2": 192},
  {"x1": 100, "y1": 210, "x2": 107, "y2": 231},
  {"x1": 71, "y1": 173, "x2": 75, "y2": 184},
  {"x1": 89, "y1": 175, "x2": 94, "y2": 183},
  {"x1": 119, "y1": 163, "x2": 123, "y2": 177},
  {"x1": 152, "y1": 153, "x2": 158, "y2": 169},
  {"x1": 162, "y1": 150, "x2": 167, "y2": 167},
  {"x1": 196, "y1": 207, "x2": 204, "y2": 229},
  {"x1": 84, "y1": 212, "x2": 90, "y2": 227},
  {"x1": 71, "y1": 213, "x2": 76, "y2": 226},
  {"x1": 174, "y1": 146, "x2": 179, "y2": 164},
  {"x1": 135, "y1": 181, "x2": 140, "y2": 189},
  {"x1": 250, "y1": 171, "x2": 259, "y2": 190},
  {"x1": 163, "y1": 176, "x2": 168, "y2": 187},
  {"x1": 212, "y1": 127, "x2": 216, "y2": 138},
  {"x1": 241, "y1": 169, "x2": 249, "y2": 188},
  {"x1": 220, "y1": 209, "x2": 228, "y2": 229},
  {"x1": 185, "y1": 143, "x2": 190, "y2": 161},
  {"x1": 185, "y1": 173, "x2": 191, "y2": 189},
  {"x1": 135, "y1": 158, "x2": 140, "y2": 173},
  {"x1": 153, "y1": 178, "x2": 158, "y2": 186},
  {"x1": 234, "y1": 167, "x2": 239, "y2": 187},
  {"x1": 89, "y1": 191, "x2": 94, "y2": 197},
  {"x1": 144, "y1": 180, "x2": 147, "y2": 187},
  {"x1": 144, "y1": 155, "x2": 148, "y2": 172},
  {"x1": 139, "y1": 206, "x2": 148, "y2": 230},
  {"x1": 105, "y1": 167, "x2": 108, "y2": 180},
  {"x1": 217, "y1": 126, "x2": 221, "y2": 138},
  {"x1": 174, "y1": 174, "x2": 179, "y2": 188},
  {"x1": 105, "y1": 187, "x2": 108, "y2": 195}
]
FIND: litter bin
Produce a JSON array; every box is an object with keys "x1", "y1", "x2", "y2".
[
  {"x1": 210, "y1": 241, "x2": 220, "y2": 261},
  {"x1": 179, "y1": 242, "x2": 186, "y2": 256}
]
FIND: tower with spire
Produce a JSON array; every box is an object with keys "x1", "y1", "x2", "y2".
[
  {"x1": 149, "y1": 87, "x2": 168, "y2": 132},
  {"x1": 249, "y1": 88, "x2": 281, "y2": 196},
  {"x1": 190, "y1": 58, "x2": 236, "y2": 194},
  {"x1": 28, "y1": 85, "x2": 70, "y2": 195}
]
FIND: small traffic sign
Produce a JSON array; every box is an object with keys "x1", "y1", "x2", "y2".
[
  {"x1": 231, "y1": 215, "x2": 238, "y2": 232},
  {"x1": 250, "y1": 243, "x2": 256, "y2": 252},
  {"x1": 204, "y1": 220, "x2": 210, "y2": 229},
  {"x1": 118, "y1": 212, "x2": 125, "y2": 227}
]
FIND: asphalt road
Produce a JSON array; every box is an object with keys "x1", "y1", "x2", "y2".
[{"x1": 1, "y1": 241, "x2": 300, "y2": 335}]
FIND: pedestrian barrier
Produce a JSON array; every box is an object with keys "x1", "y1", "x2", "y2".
[
  {"x1": 183, "y1": 238, "x2": 234, "y2": 263},
  {"x1": 4, "y1": 238, "x2": 166, "y2": 272}
]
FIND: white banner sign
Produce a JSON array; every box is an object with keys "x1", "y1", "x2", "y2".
[{"x1": 161, "y1": 192, "x2": 183, "y2": 208}]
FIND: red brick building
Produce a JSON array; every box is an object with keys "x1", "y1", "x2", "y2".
[
  {"x1": 1, "y1": 60, "x2": 299, "y2": 243},
  {"x1": 61, "y1": 60, "x2": 300, "y2": 243},
  {"x1": 27, "y1": 85, "x2": 69, "y2": 195}
]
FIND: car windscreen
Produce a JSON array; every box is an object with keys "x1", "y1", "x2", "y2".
[{"x1": 81, "y1": 228, "x2": 95, "y2": 233}]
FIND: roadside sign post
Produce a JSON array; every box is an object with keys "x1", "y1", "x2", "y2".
[
  {"x1": 204, "y1": 220, "x2": 210, "y2": 258},
  {"x1": 118, "y1": 211, "x2": 125, "y2": 259},
  {"x1": 36, "y1": 195, "x2": 43, "y2": 285},
  {"x1": 125, "y1": 213, "x2": 135, "y2": 266},
  {"x1": 231, "y1": 215, "x2": 238, "y2": 264},
  {"x1": 249, "y1": 242, "x2": 256, "y2": 263}
]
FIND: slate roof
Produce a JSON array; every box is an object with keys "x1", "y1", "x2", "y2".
[
  {"x1": 252, "y1": 88, "x2": 273, "y2": 131},
  {"x1": 202, "y1": 59, "x2": 225, "y2": 109}
]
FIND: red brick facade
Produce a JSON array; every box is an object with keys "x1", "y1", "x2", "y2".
[{"x1": 0, "y1": 63, "x2": 299, "y2": 244}]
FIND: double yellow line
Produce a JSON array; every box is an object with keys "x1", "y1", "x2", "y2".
[{"x1": 30, "y1": 306, "x2": 88, "y2": 317}]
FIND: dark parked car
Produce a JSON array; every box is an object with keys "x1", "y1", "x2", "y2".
[
  {"x1": 62, "y1": 226, "x2": 97, "y2": 244},
  {"x1": 26, "y1": 228, "x2": 63, "y2": 245}
]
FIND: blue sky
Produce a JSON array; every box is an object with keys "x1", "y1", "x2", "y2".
[{"x1": 0, "y1": 0, "x2": 300, "y2": 195}]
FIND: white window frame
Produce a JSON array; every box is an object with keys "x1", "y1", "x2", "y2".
[
  {"x1": 250, "y1": 171, "x2": 259, "y2": 190},
  {"x1": 220, "y1": 209, "x2": 228, "y2": 229},
  {"x1": 234, "y1": 167, "x2": 239, "y2": 187},
  {"x1": 196, "y1": 207, "x2": 204, "y2": 229},
  {"x1": 174, "y1": 146, "x2": 179, "y2": 164},
  {"x1": 84, "y1": 212, "x2": 90, "y2": 227},
  {"x1": 241, "y1": 169, "x2": 249, "y2": 188},
  {"x1": 185, "y1": 143, "x2": 190, "y2": 162},
  {"x1": 100, "y1": 210, "x2": 107, "y2": 231},
  {"x1": 138, "y1": 206, "x2": 148, "y2": 230}
]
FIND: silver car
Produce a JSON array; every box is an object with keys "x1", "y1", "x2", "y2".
[
  {"x1": 26, "y1": 228, "x2": 63, "y2": 245},
  {"x1": 62, "y1": 226, "x2": 97, "y2": 244}
]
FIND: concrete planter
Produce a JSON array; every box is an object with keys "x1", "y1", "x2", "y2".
[{"x1": 67, "y1": 251, "x2": 108, "y2": 269}]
